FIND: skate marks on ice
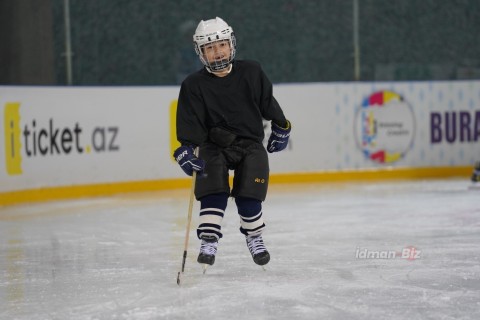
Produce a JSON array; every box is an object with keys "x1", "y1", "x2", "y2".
[{"x1": 1, "y1": 180, "x2": 480, "y2": 319}]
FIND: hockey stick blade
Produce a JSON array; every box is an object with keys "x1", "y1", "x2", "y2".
[{"x1": 177, "y1": 250, "x2": 188, "y2": 286}]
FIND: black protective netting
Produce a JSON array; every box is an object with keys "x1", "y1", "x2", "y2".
[{"x1": 51, "y1": 0, "x2": 480, "y2": 85}]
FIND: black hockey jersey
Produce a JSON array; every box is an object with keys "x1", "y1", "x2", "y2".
[{"x1": 176, "y1": 60, "x2": 287, "y2": 146}]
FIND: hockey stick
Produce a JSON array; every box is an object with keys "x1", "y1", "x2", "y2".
[{"x1": 176, "y1": 150, "x2": 198, "y2": 286}]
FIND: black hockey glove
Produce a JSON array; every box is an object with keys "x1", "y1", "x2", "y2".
[
  {"x1": 173, "y1": 145, "x2": 205, "y2": 176},
  {"x1": 267, "y1": 120, "x2": 291, "y2": 153}
]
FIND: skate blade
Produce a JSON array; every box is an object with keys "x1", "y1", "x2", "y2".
[
  {"x1": 261, "y1": 265, "x2": 267, "y2": 271},
  {"x1": 202, "y1": 264, "x2": 208, "y2": 274}
]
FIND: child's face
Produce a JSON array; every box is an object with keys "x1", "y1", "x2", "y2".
[{"x1": 202, "y1": 40, "x2": 231, "y2": 65}]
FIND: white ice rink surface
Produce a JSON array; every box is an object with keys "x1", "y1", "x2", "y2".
[{"x1": 1, "y1": 179, "x2": 479, "y2": 320}]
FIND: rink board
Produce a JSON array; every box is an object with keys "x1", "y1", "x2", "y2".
[{"x1": 1, "y1": 81, "x2": 479, "y2": 204}]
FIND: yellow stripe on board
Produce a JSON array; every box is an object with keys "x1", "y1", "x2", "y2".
[
  {"x1": 269, "y1": 166, "x2": 471, "y2": 184},
  {"x1": 0, "y1": 179, "x2": 191, "y2": 207},
  {"x1": 0, "y1": 166, "x2": 472, "y2": 207}
]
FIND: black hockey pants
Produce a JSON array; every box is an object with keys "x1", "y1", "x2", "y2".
[{"x1": 195, "y1": 138, "x2": 269, "y2": 201}]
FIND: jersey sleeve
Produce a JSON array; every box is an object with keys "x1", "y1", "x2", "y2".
[
  {"x1": 258, "y1": 67, "x2": 288, "y2": 127},
  {"x1": 176, "y1": 81, "x2": 208, "y2": 147}
]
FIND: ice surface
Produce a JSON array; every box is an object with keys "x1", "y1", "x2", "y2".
[{"x1": 1, "y1": 179, "x2": 479, "y2": 320}]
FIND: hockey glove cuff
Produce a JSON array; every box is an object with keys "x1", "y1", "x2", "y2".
[
  {"x1": 267, "y1": 120, "x2": 291, "y2": 153},
  {"x1": 173, "y1": 145, "x2": 205, "y2": 176}
]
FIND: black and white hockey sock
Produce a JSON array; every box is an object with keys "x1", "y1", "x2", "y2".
[
  {"x1": 235, "y1": 197, "x2": 265, "y2": 237},
  {"x1": 197, "y1": 193, "x2": 229, "y2": 241}
]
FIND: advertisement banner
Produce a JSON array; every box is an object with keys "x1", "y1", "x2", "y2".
[
  {"x1": 1, "y1": 81, "x2": 480, "y2": 194},
  {"x1": 1, "y1": 87, "x2": 180, "y2": 193}
]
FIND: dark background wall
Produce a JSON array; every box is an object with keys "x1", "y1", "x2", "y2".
[
  {"x1": 1, "y1": 0, "x2": 479, "y2": 85},
  {"x1": 0, "y1": 0, "x2": 56, "y2": 84}
]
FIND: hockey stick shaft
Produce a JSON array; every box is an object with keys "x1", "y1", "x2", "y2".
[
  {"x1": 181, "y1": 170, "x2": 196, "y2": 273},
  {"x1": 177, "y1": 147, "x2": 198, "y2": 285}
]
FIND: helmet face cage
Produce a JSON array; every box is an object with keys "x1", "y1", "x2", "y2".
[{"x1": 193, "y1": 18, "x2": 237, "y2": 72}]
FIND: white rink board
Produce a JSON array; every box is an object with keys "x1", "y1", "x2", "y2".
[
  {"x1": 1, "y1": 87, "x2": 180, "y2": 193},
  {"x1": 272, "y1": 81, "x2": 480, "y2": 172},
  {"x1": 1, "y1": 81, "x2": 480, "y2": 193}
]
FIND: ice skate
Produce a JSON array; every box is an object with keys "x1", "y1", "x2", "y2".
[
  {"x1": 471, "y1": 162, "x2": 480, "y2": 182},
  {"x1": 197, "y1": 236, "x2": 218, "y2": 270},
  {"x1": 246, "y1": 235, "x2": 270, "y2": 266}
]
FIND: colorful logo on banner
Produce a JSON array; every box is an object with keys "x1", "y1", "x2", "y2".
[{"x1": 354, "y1": 91, "x2": 415, "y2": 164}]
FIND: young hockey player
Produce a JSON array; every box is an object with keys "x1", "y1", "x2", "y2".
[{"x1": 173, "y1": 17, "x2": 291, "y2": 268}]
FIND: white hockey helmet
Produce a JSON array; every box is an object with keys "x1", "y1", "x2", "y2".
[{"x1": 193, "y1": 17, "x2": 236, "y2": 72}]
